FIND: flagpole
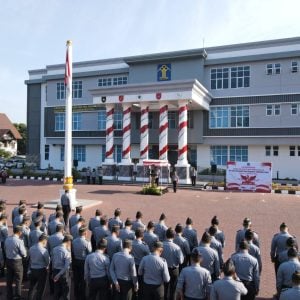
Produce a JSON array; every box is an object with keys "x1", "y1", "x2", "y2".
[{"x1": 64, "y1": 40, "x2": 73, "y2": 192}]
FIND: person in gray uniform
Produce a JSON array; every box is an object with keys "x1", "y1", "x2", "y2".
[
  {"x1": 5, "y1": 225, "x2": 27, "y2": 300},
  {"x1": 48, "y1": 223, "x2": 65, "y2": 294},
  {"x1": 52, "y1": 234, "x2": 73, "y2": 300},
  {"x1": 277, "y1": 248, "x2": 300, "y2": 295},
  {"x1": 210, "y1": 258, "x2": 248, "y2": 300},
  {"x1": 132, "y1": 211, "x2": 146, "y2": 231},
  {"x1": 271, "y1": 222, "x2": 297, "y2": 275},
  {"x1": 162, "y1": 228, "x2": 184, "y2": 300},
  {"x1": 93, "y1": 215, "x2": 111, "y2": 245},
  {"x1": 27, "y1": 234, "x2": 50, "y2": 300},
  {"x1": 174, "y1": 223, "x2": 190, "y2": 271},
  {"x1": 88, "y1": 209, "x2": 101, "y2": 251},
  {"x1": 235, "y1": 218, "x2": 260, "y2": 251},
  {"x1": 110, "y1": 239, "x2": 138, "y2": 299},
  {"x1": 48, "y1": 204, "x2": 63, "y2": 223},
  {"x1": 84, "y1": 239, "x2": 110, "y2": 300},
  {"x1": 11, "y1": 200, "x2": 27, "y2": 224},
  {"x1": 0, "y1": 214, "x2": 8, "y2": 277},
  {"x1": 176, "y1": 250, "x2": 212, "y2": 300},
  {"x1": 143, "y1": 221, "x2": 159, "y2": 252},
  {"x1": 208, "y1": 226, "x2": 224, "y2": 269},
  {"x1": 70, "y1": 216, "x2": 85, "y2": 239},
  {"x1": 278, "y1": 237, "x2": 298, "y2": 264},
  {"x1": 31, "y1": 202, "x2": 47, "y2": 225},
  {"x1": 72, "y1": 226, "x2": 92, "y2": 300},
  {"x1": 106, "y1": 225, "x2": 123, "y2": 259},
  {"x1": 108, "y1": 208, "x2": 124, "y2": 231},
  {"x1": 154, "y1": 213, "x2": 168, "y2": 241},
  {"x1": 138, "y1": 241, "x2": 170, "y2": 300},
  {"x1": 231, "y1": 241, "x2": 260, "y2": 300},
  {"x1": 211, "y1": 215, "x2": 225, "y2": 248},
  {"x1": 195, "y1": 232, "x2": 220, "y2": 281},
  {"x1": 48, "y1": 211, "x2": 64, "y2": 236},
  {"x1": 13, "y1": 205, "x2": 27, "y2": 229},
  {"x1": 279, "y1": 270, "x2": 300, "y2": 300},
  {"x1": 69, "y1": 206, "x2": 83, "y2": 230},
  {"x1": 60, "y1": 190, "x2": 71, "y2": 228},
  {"x1": 245, "y1": 229, "x2": 262, "y2": 274},
  {"x1": 119, "y1": 218, "x2": 135, "y2": 242},
  {"x1": 132, "y1": 229, "x2": 150, "y2": 300},
  {"x1": 21, "y1": 215, "x2": 31, "y2": 281},
  {"x1": 29, "y1": 217, "x2": 43, "y2": 247},
  {"x1": 183, "y1": 217, "x2": 198, "y2": 252}
]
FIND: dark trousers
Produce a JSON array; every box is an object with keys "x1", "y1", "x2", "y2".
[
  {"x1": 134, "y1": 265, "x2": 143, "y2": 300},
  {"x1": 28, "y1": 268, "x2": 47, "y2": 300},
  {"x1": 49, "y1": 261, "x2": 54, "y2": 294},
  {"x1": 155, "y1": 178, "x2": 159, "y2": 186},
  {"x1": 22, "y1": 254, "x2": 29, "y2": 281},
  {"x1": 113, "y1": 279, "x2": 133, "y2": 300},
  {"x1": 92, "y1": 177, "x2": 96, "y2": 184},
  {"x1": 274, "y1": 257, "x2": 280, "y2": 276},
  {"x1": 88, "y1": 276, "x2": 110, "y2": 300},
  {"x1": 241, "y1": 281, "x2": 256, "y2": 300},
  {"x1": 143, "y1": 283, "x2": 164, "y2": 300},
  {"x1": 191, "y1": 176, "x2": 196, "y2": 186},
  {"x1": 91, "y1": 234, "x2": 96, "y2": 252},
  {"x1": 62, "y1": 205, "x2": 71, "y2": 231},
  {"x1": 6, "y1": 258, "x2": 23, "y2": 300},
  {"x1": 73, "y1": 259, "x2": 86, "y2": 300},
  {"x1": 53, "y1": 268, "x2": 70, "y2": 300},
  {"x1": 172, "y1": 181, "x2": 177, "y2": 193},
  {"x1": 164, "y1": 267, "x2": 179, "y2": 300},
  {"x1": 99, "y1": 176, "x2": 103, "y2": 185},
  {"x1": 87, "y1": 176, "x2": 91, "y2": 184},
  {"x1": 0, "y1": 241, "x2": 6, "y2": 276}
]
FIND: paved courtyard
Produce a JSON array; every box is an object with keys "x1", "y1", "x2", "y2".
[{"x1": 1, "y1": 179, "x2": 300, "y2": 299}]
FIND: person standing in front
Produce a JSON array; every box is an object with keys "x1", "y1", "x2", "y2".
[
  {"x1": 171, "y1": 171, "x2": 179, "y2": 193},
  {"x1": 138, "y1": 241, "x2": 170, "y2": 300},
  {"x1": 61, "y1": 190, "x2": 71, "y2": 229},
  {"x1": 5, "y1": 225, "x2": 27, "y2": 300}
]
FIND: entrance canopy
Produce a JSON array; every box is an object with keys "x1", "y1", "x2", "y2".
[{"x1": 143, "y1": 159, "x2": 170, "y2": 167}]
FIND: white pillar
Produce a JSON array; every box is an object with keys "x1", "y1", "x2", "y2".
[
  {"x1": 159, "y1": 104, "x2": 168, "y2": 161},
  {"x1": 105, "y1": 104, "x2": 115, "y2": 164},
  {"x1": 121, "y1": 104, "x2": 131, "y2": 164},
  {"x1": 139, "y1": 104, "x2": 149, "y2": 162},
  {"x1": 177, "y1": 103, "x2": 188, "y2": 166}
]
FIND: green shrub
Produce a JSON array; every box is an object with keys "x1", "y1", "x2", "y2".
[{"x1": 142, "y1": 185, "x2": 168, "y2": 196}]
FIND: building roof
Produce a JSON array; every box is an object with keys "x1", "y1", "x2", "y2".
[{"x1": 0, "y1": 113, "x2": 22, "y2": 139}]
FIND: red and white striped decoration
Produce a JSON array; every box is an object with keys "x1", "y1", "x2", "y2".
[
  {"x1": 140, "y1": 106, "x2": 149, "y2": 160},
  {"x1": 122, "y1": 105, "x2": 131, "y2": 160},
  {"x1": 105, "y1": 105, "x2": 114, "y2": 160},
  {"x1": 177, "y1": 104, "x2": 188, "y2": 165},
  {"x1": 159, "y1": 105, "x2": 168, "y2": 160}
]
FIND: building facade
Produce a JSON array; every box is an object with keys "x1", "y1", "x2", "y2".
[{"x1": 26, "y1": 37, "x2": 300, "y2": 180}]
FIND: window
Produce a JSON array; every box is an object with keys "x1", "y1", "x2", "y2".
[
  {"x1": 72, "y1": 113, "x2": 82, "y2": 130},
  {"x1": 74, "y1": 145, "x2": 86, "y2": 162},
  {"x1": 101, "y1": 145, "x2": 106, "y2": 162},
  {"x1": 168, "y1": 111, "x2": 177, "y2": 129},
  {"x1": 114, "y1": 111, "x2": 123, "y2": 130},
  {"x1": 57, "y1": 82, "x2": 65, "y2": 100},
  {"x1": 266, "y1": 63, "x2": 281, "y2": 75},
  {"x1": 273, "y1": 146, "x2": 279, "y2": 156},
  {"x1": 274, "y1": 104, "x2": 281, "y2": 116},
  {"x1": 229, "y1": 146, "x2": 248, "y2": 162},
  {"x1": 290, "y1": 146, "x2": 296, "y2": 156},
  {"x1": 266, "y1": 105, "x2": 273, "y2": 116},
  {"x1": 60, "y1": 145, "x2": 64, "y2": 161},
  {"x1": 187, "y1": 111, "x2": 194, "y2": 128},
  {"x1": 55, "y1": 113, "x2": 65, "y2": 131},
  {"x1": 231, "y1": 66, "x2": 250, "y2": 88},
  {"x1": 72, "y1": 81, "x2": 82, "y2": 99},
  {"x1": 210, "y1": 68, "x2": 229, "y2": 89},
  {"x1": 210, "y1": 146, "x2": 228, "y2": 166},
  {"x1": 98, "y1": 111, "x2": 106, "y2": 130},
  {"x1": 209, "y1": 106, "x2": 249, "y2": 128},
  {"x1": 44, "y1": 145, "x2": 49, "y2": 161},
  {"x1": 114, "y1": 145, "x2": 122, "y2": 163},
  {"x1": 291, "y1": 61, "x2": 298, "y2": 73},
  {"x1": 298, "y1": 146, "x2": 300, "y2": 156},
  {"x1": 98, "y1": 75, "x2": 128, "y2": 87},
  {"x1": 188, "y1": 149, "x2": 197, "y2": 166},
  {"x1": 148, "y1": 112, "x2": 154, "y2": 129},
  {"x1": 265, "y1": 146, "x2": 271, "y2": 156},
  {"x1": 291, "y1": 104, "x2": 298, "y2": 115}
]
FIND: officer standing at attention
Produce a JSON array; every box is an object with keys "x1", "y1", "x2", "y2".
[
  {"x1": 106, "y1": 225, "x2": 123, "y2": 259},
  {"x1": 61, "y1": 190, "x2": 71, "y2": 229},
  {"x1": 84, "y1": 239, "x2": 111, "y2": 300},
  {"x1": 70, "y1": 216, "x2": 85, "y2": 239},
  {"x1": 110, "y1": 239, "x2": 138, "y2": 299},
  {"x1": 231, "y1": 241, "x2": 260, "y2": 300},
  {"x1": 271, "y1": 222, "x2": 296, "y2": 275},
  {"x1": 29, "y1": 217, "x2": 43, "y2": 247},
  {"x1": 72, "y1": 226, "x2": 92, "y2": 300},
  {"x1": 0, "y1": 214, "x2": 8, "y2": 277},
  {"x1": 154, "y1": 213, "x2": 168, "y2": 241},
  {"x1": 52, "y1": 234, "x2": 73, "y2": 300},
  {"x1": 245, "y1": 229, "x2": 262, "y2": 274},
  {"x1": 93, "y1": 215, "x2": 111, "y2": 245},
  {"x1": 119, "y1": 218, "x2": 135, "y2": 242},
  {"x1": 183, "y1": 217, "x2": 198, "y2": 252},
  {"x1": 208, "y1": 226, "x2": 224, "y2": 269},
  {"x1": 235, "y1": 218, "x2": 260, "y2": 251},
  {"x1": 162, "y1": 227, "x2": 184, "y2": 300},
  {"x1": 210, "y1": 258, "x2": 248, "y2": 300},
  {"x1": 5, "y1": 225, "x2": 27, "y2": 300},
  {"x1": 108, "y1": 208, "x2": 124, "y2": 231},
  {"x1": 278, "y1": 237, "x2": 298, "y2": 264},
  {"x1": 173, "y1": 223, "x2": 190, "y2": 271},
  {"x1": 210, "y1": 216, "x2": 225, "y2": 248},
  {"x1": 48, "y1": 211, "x2": 64, "y2": 236},
  {"x1": 27, "y1": 234, "x2": 50, "y2": 300},
  {"x1": 48, "y1": 204, "x2": 64, "y2": 223},
  {"x1": 69, "y1": 206, "x2": 83, "y2": 230},
  {"x1": 176, "y1": 250, "x2": 212, "y2": 300},
  {"x1": 143, "y1": 221, "x2": 159, "y2": 252},
  {"x1": 276, "y1": 248, "x2": 300, "y2": 295},
  {"x1": 279, "y1": 270, "x2": 300, "y2": 299},
  {"x1": 88, "y1": 209, "x2": 101, "y2": 251},
  {"x1": 132, "y1": 211, "x2": 146, "y2": 231},
  {"x1": 20, "y1": 216, "x2": 31, "y2": 281},
  {"x1": 138, "y1": 241, "x2": 170, "y2": 300}
]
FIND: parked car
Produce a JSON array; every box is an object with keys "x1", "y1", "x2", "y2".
[
  {"x1": 5, "y1": 159, "x2": 18, "y2": 168},
  {"x1": 0, "y1": 159, "x2": 5, "y2": 168}
]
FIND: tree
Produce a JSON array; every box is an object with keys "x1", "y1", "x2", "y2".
[
  {"x1": 13, "y1": 123, "x2": 27, "y2": 155},
  {"x1": 0, "y1": 149, "x2": 11, "y2": 159}
]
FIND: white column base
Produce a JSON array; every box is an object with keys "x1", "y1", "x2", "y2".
[
  {"x1": 118, "y1": 162, "x2": 133, "y2": 181},
  {"x1": 175, "y1": 163, "x2": 191, "y2": 184},
  {"x1": 136, "y1": 163, "x2": 149, "y2": 183},
  {"x1": 59, "y1": 189, "x2": 77, "y2": 210},
  {"x1": 104, "y1": 158, "x2": 115, "y2": 165}
]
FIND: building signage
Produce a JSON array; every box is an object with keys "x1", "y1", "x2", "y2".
[
  {"x1": 157, "y1": 63, "x2": 171, "y2": 81},
  {"x1": 226, "y1": 161, "x2": 272, "y2": 193}
]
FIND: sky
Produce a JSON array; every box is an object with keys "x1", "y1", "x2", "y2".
[{"x1": 1, "y1": 0, "x2": 300, "y2": 123}]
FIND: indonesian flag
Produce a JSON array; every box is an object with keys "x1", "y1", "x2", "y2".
[{"x1": 64, "y1": 41, "x2": 72, "y2": 87}]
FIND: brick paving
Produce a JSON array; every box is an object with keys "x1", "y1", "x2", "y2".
[{"x1": 1, "y1": 179, "x2": 300, "y2": 299}]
